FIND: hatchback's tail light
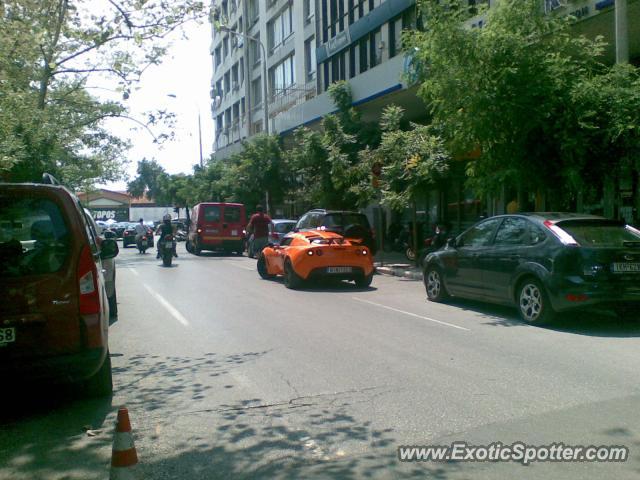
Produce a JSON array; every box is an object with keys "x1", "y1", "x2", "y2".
[
  {"x1": 543, "y1": 220, "x2": 579, "y2": 246},
  {"x1": 272, "y1": 232, "x2": 281, "y2": 239},
  {"x1": 123, "y1": 230, "x2": 129, "y2": 236},
  {"x1": 77, "y1": 245, "x2": 99, "y2": 315}
]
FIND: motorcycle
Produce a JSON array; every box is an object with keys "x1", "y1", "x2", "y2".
[
  {"x1": 136, "y1": 235, "x2": 148, "y2": 254},
  {"x1": 160, "y1": 234, "x2": 176, "y2": 267},
  {"x1": 174, "y1": 229, "x2": 187, "y2": 242}
]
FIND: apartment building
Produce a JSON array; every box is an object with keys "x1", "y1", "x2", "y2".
[
  {"x1": 209, "y1": 0, "x2": 317, "y2": 158},
  {"x1": 209, "y1": 0, "x2": 638, "y2": 157}
]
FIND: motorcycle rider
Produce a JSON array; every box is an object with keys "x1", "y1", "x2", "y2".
[
  {"x1": 157, "y1": 214, "x2": 178, "y2": 259},
  {"x1": 134, "y1": 218, "x2": 147, "y2": 252}
]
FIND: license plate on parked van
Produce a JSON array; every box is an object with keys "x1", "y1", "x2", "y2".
[
  {"x1": 612, "y1": 262, "x2": 640, "y2": 273},
  {"x1": 0, "y1": 327, "x2": 16, "y2": 345},
  {"x1": 327, "y1": 266, "x2": 352, "y2": 274}
]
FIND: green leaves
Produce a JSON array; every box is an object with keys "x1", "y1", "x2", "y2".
[
  {"x1": 0, "y1": 0, "x2": 207, "y2": 186},
  {"x1": 408, "y1": 0, "x2": 631, "y2": 203}
]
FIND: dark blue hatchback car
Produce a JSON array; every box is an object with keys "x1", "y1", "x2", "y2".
[{"x1": 423, "y1": 213, "x2": 640, "y2": 324}]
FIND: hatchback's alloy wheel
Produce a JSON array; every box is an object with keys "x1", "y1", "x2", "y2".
[
  {"x1": 424, "y1": 267, "x2": 448, "y2": 302},
  {"x1": 518, "y1": 279, "x2": 555, "y2": 325}
]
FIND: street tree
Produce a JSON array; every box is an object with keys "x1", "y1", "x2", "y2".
[
  {"x1": 406, "y1": 0, "x2": 607, "y2": 208},
  {"x1": 0, "y1": 0, "x2": 205, "y2": 188}
]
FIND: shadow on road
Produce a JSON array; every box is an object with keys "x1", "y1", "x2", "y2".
[
  {"x1": 445, "y1": 298, "x2": 640, "y2": 338},
  {"x1": 138, "y1": 391, "x2": 458, "y2": 480},
  {"x1": 0, "y1": 385, "x2": 113, "y2": 480}
]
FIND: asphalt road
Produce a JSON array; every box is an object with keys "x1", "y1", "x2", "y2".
[{"x1": 1, "y1": 240, "x2": 640, "y2": 479}]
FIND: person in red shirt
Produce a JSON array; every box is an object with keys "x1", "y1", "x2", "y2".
[{"x1": 246, "y1": 205, "x2": 273, "y2": 257}]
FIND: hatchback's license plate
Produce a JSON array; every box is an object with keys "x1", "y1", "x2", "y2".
[
  {"x1": 140, "y1": 240, "x2": 147, "y2": 247},
  {"x1": 0, "y1": 327, "x2": 16, "y2": 346},
  {"x1": 328, "y1": 266, "x2": 352, "y2": 274},
  {"x1": 164, "y1": 243, "x2": 173, "y2": 250},
  {"x1": 612, "y1": 262, "x2": 640, "y2": 273}
]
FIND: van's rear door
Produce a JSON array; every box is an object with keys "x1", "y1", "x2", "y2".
[
  {"x1": 0, "y1": 189, "x2": 82, "y2": 359},
  {"x1": 222, "y1": 204, "x2": 244, "y2": 240}
]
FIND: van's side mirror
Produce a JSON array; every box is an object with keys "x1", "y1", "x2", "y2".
[
  {"x1": 446, "y1": 237, "x2": 457, "y2": 249},
  {"x1": 292, "y1": 227, "x2": 299, "y2": 232},
  {"x1": 103, "y1": 230, "x2": 116, "y2": 239},
  {"x1": 100, "y1": 239, "x2": 119, "y2": 260}
]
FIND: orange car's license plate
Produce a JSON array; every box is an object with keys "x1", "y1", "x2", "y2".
[{"x1": 327, "y1": 266, "x2": 352, "y2": 274}]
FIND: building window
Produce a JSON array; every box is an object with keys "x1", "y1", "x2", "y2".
[
  {"x1": 215, "y1": 46, "x2": 222, "y2": 67},
  {"x1": 251, "y1": 33, "x2": 261, "y2": 65},
  {"x1": 359, "y1": 38, "x2": 368, "y2": 73},
  {"x1": 232, "y1": 102, "x2": 240, "y2": 127},
  {"x1": 321, "y1": 0, "x2": 328, "y2": 43},
  {"x1": 270, "y1": 55, "x2": 296, "y2": 97},
  {"x1": 268, "y1": 3, "x2": 293, "y2": 52},
  {"x1": 253, "y1": 120, "x2": 263, "y2": 134},
  {"x1": 323, "y1": 62, "x2": 330, "y2": 91},
  {"x1": 232, "y1": 63, "x2": 239, "y2": 91},
  {"x1": 348, "y1": 0, "x2": 355, "y2": 24},
  {"x1": 223, "y1": 36, "x2": 229, "y2": 58},
  {"x1": 252, "y1": 77, "x2": 262, "y2": 105},
  {"x1": 305, "y1": 37, "x2": 317, "y2": 80},
  {"x1": 370, "y1": 29, "x2": 381, "y2": 68},
  {"x1": 304, "y1": 0, "x2": 315, "y2": 24},
  {"x1": 224, "y1": 71, "x2": 231, "y2": 95},
  {"x1": 358, "y1": 0, "x2": 364, "y2": 19},
  {"x1": 248, "y1": 0, "x2": 259, "y2": 25},
  {"x1": 349, "y1": 45, "x2": 356, "y2": 78},
  {"x1": 390, "y1": 16, "x2": 403, "y2": 58},
  {"x1": 216, "y1": 79, "x2": 223, "y2": 98}
]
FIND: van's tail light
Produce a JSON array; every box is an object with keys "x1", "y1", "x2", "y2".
[{"x1": 78, "y1": 245, "x2": 100, "y2": 315}]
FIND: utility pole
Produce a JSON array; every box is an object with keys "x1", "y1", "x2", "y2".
[
  {"x1": 615, "y1": 0, "x2": 629, "y2": 63},
  {"x1": 198, "y1": 111, "x2": 203, "y2": 168}
]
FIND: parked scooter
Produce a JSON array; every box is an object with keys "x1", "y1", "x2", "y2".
[
  {"x1": 174, "y1": 229, "x2": 187, "y2": 242},
  {"x1": 159, "y1": 234, "x2": 176, "y2": 267}
]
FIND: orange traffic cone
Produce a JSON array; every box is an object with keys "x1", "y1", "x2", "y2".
[{"x1": 110, "y1": 407, "x2": 139, "y2": 479}]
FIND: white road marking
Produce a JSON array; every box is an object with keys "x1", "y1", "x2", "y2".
[
  {"x1": 129, "y1": 268, "x2": 139, "y2": 276},
  {"x1": 351, "y1": 297, "x2": 470, "y2": 331},
  {"x1": 223, "y1": 260, "x2": 255, "y2": 271},
  {"x1": 143, "y1": 284, "x2": 190, "y2": 327}
]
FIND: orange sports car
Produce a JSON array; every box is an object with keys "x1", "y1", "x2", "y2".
[{"x1": 257, "y1": 230, "x2": 375, "y2": 289}]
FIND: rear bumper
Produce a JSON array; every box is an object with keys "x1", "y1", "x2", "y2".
[
  {"x1": 0, "y1": 347, "x2": 107, "y2": 384},
  {"x1": 306, "y1": 266, "x2": 369, "y2": 281},
  {"x1": 548, "y1": 276, "x2": 640, "y2": 312},
  {"x1": 199, "y1": 237, "x2": 243, "y2": 250}
]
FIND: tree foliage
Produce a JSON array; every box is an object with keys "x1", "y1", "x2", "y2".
[
  {"x1": 406, "y1": 0, "x2": 610, "y2": 201},
  {"x1": 0, "y1": 0, "x2": 205, "y2": 188}
]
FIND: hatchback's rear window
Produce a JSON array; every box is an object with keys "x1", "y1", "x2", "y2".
[
  {"x1": 324, "y1": 213, "x2": 371, "y2": 229},
  {"x1": 557, "y1": 220, "x2": 640, "y2": 247},
  {"x1": 0, "y1": 197, "x2": 71, "y2": 276},
  {"x1": 273, "y1": 222, "x2": 295, "y2": 233}
]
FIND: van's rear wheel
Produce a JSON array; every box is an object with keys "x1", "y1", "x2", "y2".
[
  {"x1": 84, "y1": 353, "x2": 113, "y2": 398},
  {"x1": 186, "y1": 240, "x2": 194, "y2": 254}
]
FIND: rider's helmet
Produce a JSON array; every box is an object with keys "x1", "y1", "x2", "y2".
[{"x1": 163, "y1": 214, "x2": 171, "y2": 222}]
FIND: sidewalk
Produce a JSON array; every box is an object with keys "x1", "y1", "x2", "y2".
[{"x1": 374, "y1": 251, "x2": 423, "y2": 281}]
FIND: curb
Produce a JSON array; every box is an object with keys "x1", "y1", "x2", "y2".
[{"x1": 375, "y1": 265, "x2": 422, "y2": 281}]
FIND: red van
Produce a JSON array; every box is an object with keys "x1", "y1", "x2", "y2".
[
  {"x1": 0, "y1": 180, "x2": 119, "y2": 397},
  {"x1": 186, "y1": 202, "x2": 246, "y2": 255}
]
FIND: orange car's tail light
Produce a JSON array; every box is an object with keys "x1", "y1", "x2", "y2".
[{"x1": 307, "y1": 250, "x2": 314, "y2": 256}]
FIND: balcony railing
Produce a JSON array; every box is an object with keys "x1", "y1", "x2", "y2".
[{"x1": 268, "y1": 82, "x2": 317, "y2": 119}]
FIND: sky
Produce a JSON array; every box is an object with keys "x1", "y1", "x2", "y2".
[{"x1": 100, "y1": 20, "x2": 214, "y2": 192}]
